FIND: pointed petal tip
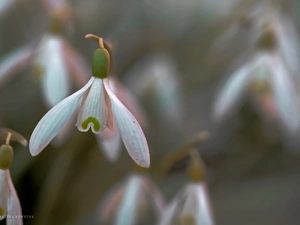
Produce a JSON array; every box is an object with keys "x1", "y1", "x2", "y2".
[
  {"x1": 28, "y1": 142, "x2": 41, "y2": 157},
  {"x1": 137, "y1": 159, "x2": 150, "y2": 169}
]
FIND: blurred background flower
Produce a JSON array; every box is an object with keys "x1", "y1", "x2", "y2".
[{"x1": 1, "y1": 0, "x2": 300, "y2": 225}]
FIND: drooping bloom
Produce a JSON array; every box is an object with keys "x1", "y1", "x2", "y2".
[
  {"x1": 34, "y1": 33, "x2": 89, "y2": 108},
  {"x1": 213, "y1": 51, "x2": 300, "y2": 133},
  {"x1": 158, "y1": 149, "x2": 215, "y2": 225},
  {"x1": 213, "y1": 6, "x2": 300, "y2": 133},
  {"x1": 0, "y1": 128, "x2": 27, "y2": 225},
  {"x1": 29, "y1": 34, "x2": 150, "y2": 168},
  {"x1": 125, "y1": 53, "x2": 183, "y2": 123},
  {"x1": 158, "y1": 182, "x2": 214, "y2": 225},
  {"x1": 98, "y1": 173, "x2": 165, "y2": 225},
  {"x1": 0, "y1": 1, "x2": 88, "y2": 109}
]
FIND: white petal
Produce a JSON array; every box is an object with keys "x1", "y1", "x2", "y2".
[
  {"x1": 35, "y1": 34, "x2": 70, "y2": 108},
  {"x1": 0, "y1": 0, "x2": 17, "y2": 19},
  {"x1": 99, "y1": 184, "x2": 124, "y2": 222},
  {"x1": 109, "y1": 77, "x2": 147, "y2": 126},
  {"x1": 114, "y1": 175, "x2": 142, "y2": 225},
  {"x1": 0, "y1": 170, "x2": 9, "y2": 220},
  {"x1": 213, "y1": 63, "x2": 252, "y2": 122},
  {"x1": 182, "y1": 183, "x2": 215, "y2": 225},
  {"x1": 97, "y1": 127, "x2": 122, "y2": 162},
  {"x1": 157, "y1": 198, "x2": 179, "y2": 225},
  {"x1": 51, "y1": 113, "x2": 77, "y2": 147},
  {"x1": 29, "y1": 77, "x2": 94, "y2": 156},
  {"x1": 141, "y1": 176, "x2": 165, "y2": 216},
  {"x1": 0, "y1": 45, "x2": 34, "y2": 87},
  {"x1": 6, "y1": 170, "x2": 23, "y2": 225},
  {"x1": 77, "y1": 78, "x2": 107, "y2": 133},
  {"x1": 104, "y1": 79, "x2": 150, "y2": 168},
  {"x1": 270, "y1": 56, "x2": 300, "y2": 133}
]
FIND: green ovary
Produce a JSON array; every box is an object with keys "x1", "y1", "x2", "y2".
[
  {"x1": 0, "y1": 145, "x2": 13, "y2": 170},
  {"x1": 82, "y1": 117, "x2": 101, "y2": 132}
]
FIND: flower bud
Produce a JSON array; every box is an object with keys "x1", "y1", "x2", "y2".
[{"x1": 0, "y1": 145, "x2": 13, "y2": 170}]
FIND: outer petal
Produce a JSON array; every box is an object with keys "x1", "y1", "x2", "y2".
[
  {"x1": 35, "y1": 34, "x2": 70, "y2": 108},
  {"x1": 0, "y1": 170, "x2": 9, "y2": 220},
  {"x1": 29, "y1": 77, "x2": 94, "y2": 156},
  {"x1": 109, "y1": 77, "x2": 146, "y2": 126},
  {"x1": 104, "y1": 79, "x2": 150, "y2": 168},
  {"x1": 99, "y1": 184, "x2": 124, "y2": 222},
  {"x1": 142, "y1": 176, "x2": 165, "y2": 216},
  {"x1": 0, "y1": 45, "x2": 34, "y2": 87},
  {"x1": 0, "y1": 0, "x2": 18, "y2": 20},
  {"x1": 213, "y1": 63, "x2": 252, "y2": 122},
  {"x1": 181, "y1": 183, "x2": 215, "y2": 225},
  {"x1": 157, "y1": 196, "x2": 181, "y2": 225},
  {"x1": 51, "y1": 112, "x2": 77, "y2": 147},
  {"x1": 114, "y1": 175, "x2": 142, "y2": 225},
  {"x1": 6, "y1": 170, "x2": 23, "y2": 225},
  {"x1": 97, "y1": 127, "x2": 122, "y2": 162},
  {"x1": 270, "y1": 56, "x2": 300, "y2": 133},
  {"x1": 77, "y1": 78, "x2": 107, "y2": 133}
]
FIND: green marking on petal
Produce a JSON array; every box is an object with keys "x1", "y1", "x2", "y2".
[
  {"x1": 0, "y1": 207, "x2": 4, "y2": 217},
  {"x1": 82, "y1": 117, "x2": 101, "y2": 132}
]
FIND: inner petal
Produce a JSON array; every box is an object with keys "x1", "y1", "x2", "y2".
[{"x1": 77, "y1": 78, "x2": 107, "y2": 134}]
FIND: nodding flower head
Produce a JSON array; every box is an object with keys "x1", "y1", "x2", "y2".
[
  {"x1": 158, "y1": 148, "x2": 215, "y2": 225},
  {"x1": 29, "y1": 34, "x2": 150, "y2": 168},
  {"x1": 98, "y1": 173, "x2": 165, "y2": 225},
  {"x1": 0, "y1": 128, "x2": 27, "y2": 224}
]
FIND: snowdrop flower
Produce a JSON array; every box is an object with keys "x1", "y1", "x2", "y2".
[
  {"x1": 0, "y1": 128, "x2": 27, "y2": 225},
  {"x1": 213, "y1": 16, "x2": 300, "y2": 133},
  {"x1": 97, "y1": 77, "x2": 146, "y2": 163},
  {"x1": 158, "y1": 182, "x2": 214, "y2": 225},
  {"x1": 214, "y1": 50, "x2": 300, "y2": 133},
  {"x1": 34, "y1": 33, "x2": 89, "y2": 108},
  {"x1": 98, "y1": 173, "x2": 165, "y2": 225},
  {"x1": 29, "y1": 34, "x2": 150, "y2": 168},
  {"x1": 125, "y1": 53, "x2": 182, "y2": 123},
  {"x1": 158, "y1": 149, "x2": 214, "y2": 225}
]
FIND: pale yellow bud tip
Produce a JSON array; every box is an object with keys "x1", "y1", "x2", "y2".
[
  {"x1": 180, "y1": 215, "x2": 196, "y2": 225},
  {"x1": 0, "y1": 207, "x2": 5, "y2": 217}
]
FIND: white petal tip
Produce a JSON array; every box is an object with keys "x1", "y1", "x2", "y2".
[{"x1": 137, "y1": 160, "x2": 150, "y2": 169}]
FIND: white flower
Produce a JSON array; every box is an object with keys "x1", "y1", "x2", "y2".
[
  {"x1": 213, "y1": 51, "x2": 300, "y2": 133},
  {"x1": 124, "y1": 53, "x2": 182, "y2": 123},
  {"x1": 34, "y1": 34, "x2": 89, "y2": 108},
  {"x1": 158, "y1": 182, "x2": 214, "y2": 225},
  {"x1": 0, "y1": 170, "x2": 23, "y2": 225},
  {"x1": 98, "y1": 173, "x2": 165, "y2": 225},
  {"x1": 0, "y1": 128, "x2": 27, "y2": 225},
  {"x1": 29, "y1": 35, "x2": 150, "y2": 168}
]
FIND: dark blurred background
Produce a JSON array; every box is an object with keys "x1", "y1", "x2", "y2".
[{"x1": 1, "y1": 0, "x2": 300, "y2": 224}]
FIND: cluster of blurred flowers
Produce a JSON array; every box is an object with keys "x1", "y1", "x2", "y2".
[
  {"x1": 213, "y1": 1, "x2": 300, "y2": 136},
  {"x1": 1, "y1": 0, "x2": 300, "y2": 224}
]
